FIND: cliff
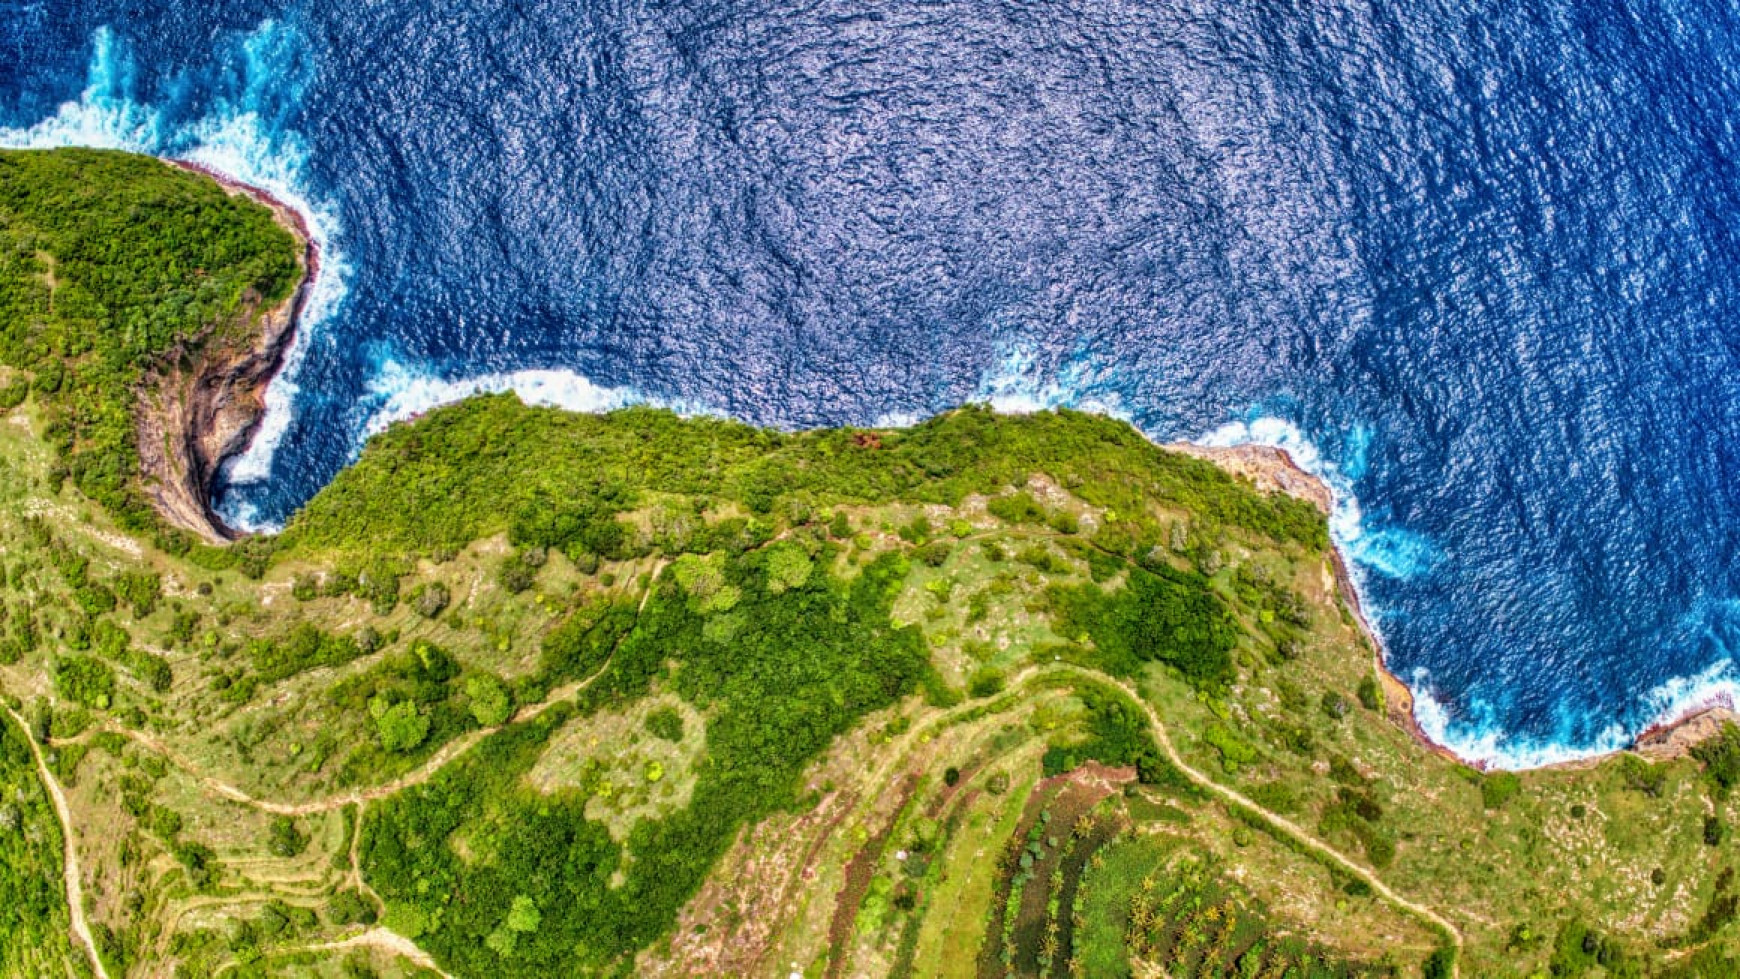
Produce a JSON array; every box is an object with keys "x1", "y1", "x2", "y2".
[{"x1": 135, "y1": 165, "x2": 314, "y2": 541}]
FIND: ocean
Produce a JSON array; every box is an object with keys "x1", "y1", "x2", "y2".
[{"x1": 4, "y1": 0, "x2": 1739, "y2": 768}]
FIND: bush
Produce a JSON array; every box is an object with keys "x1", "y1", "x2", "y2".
[
  {"x1": 644, "y1": 706, "x2": 684, "y2": 743},
  {"x1": 371, "y1": 698, "x2": 431, "y2": 753},
  {"x1": 326, "y1": 889, "x2": 377, "y2": 926},
  {"x1": 968, "y1": 667, "x2": 1005, "y2": 699},
  {"x1": 1691, "y1": 721, "x2": 1740, "y2": 796},
  {"x1": 1356, "y1": 674, "x2": 1382, "y2": 711},
  {"x1": 1321, "y1": 691, "x2": 1351, "y2": 720},
  {"x1": 465, "y1": 675, "x2": 514, "y2": 727},
  {"x1": 1619, "y1": 755, "x2": 1668, "y2": 797},
  {"x1": 498, "y1": 558, "x2": 537, "y2": 594},
  {"x1": 986, "y1": 492, "x2": 1046, "y2": 526},
  {"x1": 1481, "y1": 772, "x2": 1522, "y2": 810},
  {"x1": 411, "y1": 582, "x2": 451, "y2": 619},
  {"x1": 53, "y1": 656, "x2": 115, "y2": 709},
  {"x1": 268, "y1": 815, "x2": 308, "y2": 858},
  {"x1": 1705, "y1": 815, "x2": 1726, "y2": 847}
]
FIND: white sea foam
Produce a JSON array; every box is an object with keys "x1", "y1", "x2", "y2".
[
  {"x1": 974, "y1": 345, "x2": 1129, "y2": 419},
  {"x1": 0, "y1": 22, "x2": 349, "y2": 501},
  {"x1": 872, "y1": 409, "x2": 923, "y2": 428},
  {"x1": 1412, "y1": 658, "x2": 1737, "y2": 770},
  {"x1": 1197, "y1": 416, "x2": 1439, "y2": 581},
  {"x1": 361, "y1": 362, "x2": 713, "y2": 438}
]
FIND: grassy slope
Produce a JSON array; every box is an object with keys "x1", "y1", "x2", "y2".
[{"x1": 0, "y1": 150, "x2": 1733, "y2": 978}]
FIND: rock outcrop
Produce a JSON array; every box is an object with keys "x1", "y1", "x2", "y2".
[{"x1": 135, "y1": 166, "x2": 313, "y2": 542}]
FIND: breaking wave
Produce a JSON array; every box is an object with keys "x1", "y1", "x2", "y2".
[{"x1": 0, "y1": 21, "x2": 349, "y2": 500}]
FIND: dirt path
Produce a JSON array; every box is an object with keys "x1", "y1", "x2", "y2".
[
  {"x1": 2, "y1": 703, "x2": 112, "y2": 979},
  {"x1": 298, "y1": 927, "x2": 452, "y2": 977},
  {"x1": 794, "y1": 664, "x2": 1464, "y2": 977},
  {"x1": 107, "y1": 648, "x2": 617, "y2": 818},
  {"x1": 115, "y1": 723, "x2": 493, "y2": 817},
  {"x1": 1047, "y1": 665, "x2": 1466, "y2": 975},
  {"x1": 96, "y1": 567, "x2": 664, "y2": 820}
]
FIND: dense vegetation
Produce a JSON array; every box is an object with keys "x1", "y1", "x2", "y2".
[
  {"x1": 0, "y1": 148, "x2": 299, "y2": 527},
  {"x1": 283, "y1": 397, "x2": 1328, "y2": 560},
  {"x1": 360, "y1": 546, "x2": 930, "y2": 976}
]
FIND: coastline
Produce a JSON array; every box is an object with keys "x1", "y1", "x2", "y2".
[
  {"x1": 113, "y1": 155, "x2": 1729, "y2": 772},
  {"x1": 137, "y1": 159, "x2": 316, "y2": 541},
  {"x1": 1173, "y1": 440, "x2": 1733, "y2": 772}
]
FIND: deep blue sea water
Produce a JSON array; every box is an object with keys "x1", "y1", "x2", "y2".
[{"x1": 5, "y1": 0, "x2": 1740, "y2": 767}]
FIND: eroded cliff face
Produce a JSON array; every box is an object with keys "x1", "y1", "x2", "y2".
[{"x1": 135, "y1": 169, "x2": 312, "y2": 542}]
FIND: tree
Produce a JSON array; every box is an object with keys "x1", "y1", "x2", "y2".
[
  {"x1": 506, "y1": 895, "x2": 541, "y2": 933},
  {"x1": 371, "y1": 698, "x2": 430, "y2": 753},
  {"x1": 764, "y1": 543, "x2": 813, "y2": 593},
  {"x1": 465, "y1": 674, "x2": 513, "y2": 727}
]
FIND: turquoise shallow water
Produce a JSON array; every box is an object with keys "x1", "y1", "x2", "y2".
[{"x1": 5, "y1": 0, "x2": 1740, "y2": 766}]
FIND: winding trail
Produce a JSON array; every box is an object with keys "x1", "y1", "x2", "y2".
[
  {"x1": 757, "y1": 662, "x2": 1464, "y2": 975},
  {"x1": 105, "y1": 656, "x2": 614, "y2": 817},
  {"x1": 95, "y1": 564, "x2": 664, "y2": 818},
  {"x1": 2, "y1": 703, "x2": 112, "y2": 979},
  {"x1": 55, "y1": 659, "x2": 1464, "y2": 978},
  {"x1": 30, "y1": 543, "x2": 1460, "y2": 978},
  {"x1": 1055, "y1": 665, "x2": 1466, "y2": 974}
]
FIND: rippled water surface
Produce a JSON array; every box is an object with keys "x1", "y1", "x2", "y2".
[{"x1": 6, "y1": 0, "x2": 1740, "y2": 766}]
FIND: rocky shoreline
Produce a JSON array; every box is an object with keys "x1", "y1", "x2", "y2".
[
  {"x1": 135, "y1": 161, "x2": 315, "y2": 542},
  {"x1": 1177, "y1": 440, "x2": 1732, "y2": 770}
]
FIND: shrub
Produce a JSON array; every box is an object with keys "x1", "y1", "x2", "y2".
[
  {"x1": 465, "y1": 675, "x2": 514, "y2": 727},
  {"x1": 371, "y1": 698, "x2": 431, "y2": 753},
  {"x1": 268, "y1": 815, "x2": 308, "y2": 858},
  {"x1": 1481, "y1": 772, "x2": 1522, "y2": 810},
  {"x1": 987, "y1": 492, "x2": 1046, "y2": 525},
  {"x1": 1620, "y1": 754, "x2": 1668, "y2": 797},
  {"x1": 915, "y1": 541, "x2": 951, "y2": 567},
  {"x1": 1321, "y1": 691, "x2": 1351, "y2": 720},
  {"x1": 327, "y1": 889, "x2": 377, "y2": 926},
  {"x1": 411, "y1": 582, "x2": 451, "y2": 619},
  {"x1": 1356, "y1": 674, "x2": 1382, "y2": 711},
  {"x1": 1705, "y1": 815, "x2": 1726, "y2": 847},
  {"x1": 968, "y1": 668, "x2": 1005, "y2": 699},
  {"x1": 53, "y1": 656, "x2": 115, "y2": 709},
  {"x1": 644, "y1": 706, "x2": 684, "y2": 743},
  {"x1": 498, "y1": 558, "x2": 536, "y2": 594},
  {"x1": 1691, "y1": 721, "x2": 1740, "y2": 796}
]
